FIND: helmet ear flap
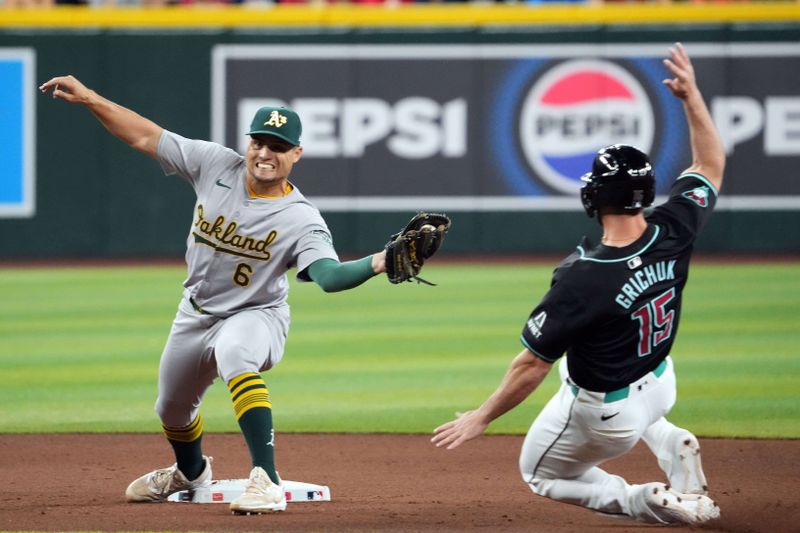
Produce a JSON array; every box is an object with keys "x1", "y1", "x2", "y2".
[
  {"x1": 643, "y1": 184, "x2": 656, "y2": 207},
  {"x1": 580, "y1": 172, "x2": 597, "y2": 218}
]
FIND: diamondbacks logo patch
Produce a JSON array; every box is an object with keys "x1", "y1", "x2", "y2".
[{"x1": 682, "y1": 186, "x2": 710, "y2": 207}]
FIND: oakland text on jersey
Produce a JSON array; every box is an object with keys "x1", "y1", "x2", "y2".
[
  {"x1": 615, "y1": 259, "x2": 677, "y2": 310},
  {"x1": 192, "y1": 204, "x2": 277, "y2": 261}
]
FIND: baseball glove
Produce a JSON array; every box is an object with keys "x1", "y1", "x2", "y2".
[{"x1": 385, "y1": 212, "x2": 451, "y2": 285}]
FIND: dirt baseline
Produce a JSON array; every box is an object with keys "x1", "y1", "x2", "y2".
[{"x1": 1, "y1": 434, "x2": 797, "y2": 532}]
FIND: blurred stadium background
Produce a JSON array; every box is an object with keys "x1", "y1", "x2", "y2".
[
  {"x1": 1, "y1": 3, "x2": 798, "y2": 438},
  {"x1": 1, "y1": 3, "x2": 799, "y2": 259}
]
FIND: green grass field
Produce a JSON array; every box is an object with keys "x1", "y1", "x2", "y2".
[{"x1": 1, "y1": 261, "x2": 798, "y2": 438}]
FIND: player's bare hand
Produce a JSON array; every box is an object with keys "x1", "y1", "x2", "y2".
[
  {"x1": 39, "y1": 75, "x2": 93, "y2": 104},
  {"x1": 371, "y1": 249, "x2": 387, "y2": 274},
  {"x1": 431, "y1": 409, "x2": 488, "y2": 450},
  {"x1": 662, "y1": 43, "x2": 698, "y2": 101}
]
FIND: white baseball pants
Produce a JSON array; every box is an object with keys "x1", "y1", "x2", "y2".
[{"x1": 519, "y1": 356, "x2": 687, "y2": 518}]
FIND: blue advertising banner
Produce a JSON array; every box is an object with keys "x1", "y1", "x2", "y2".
[
  {"x1": 211, "y1": 43, "x2": 800, "y2": 212},
  {"x1": 0, "y1": 48, "x2": 35, "y2": 218}
]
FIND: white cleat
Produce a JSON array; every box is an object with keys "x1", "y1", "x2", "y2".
[
  {"x1": 230, "y1": 466, "x2": 287, "y2": 514},
  {"x1": 641, "y1": 483, "x2": 720, "y2": 524},
  {"x1": 125, "y1": 456, "x2": 213, "y2": 502}
]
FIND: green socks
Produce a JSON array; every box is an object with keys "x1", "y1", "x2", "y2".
[
  {"x1": 163, "y1": 415, "x2": 205, "y2": 481},
  {"x1": 229, "y1": 372, "x2": 280, "y2": 484}
]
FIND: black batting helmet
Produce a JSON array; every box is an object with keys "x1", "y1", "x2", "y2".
[{"x1": 580, "y1": 144, "x2": 656, "y2": 219}]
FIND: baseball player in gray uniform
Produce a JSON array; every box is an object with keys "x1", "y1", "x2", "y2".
[
  {"x1": 432, "y1": 43, "x2": 723, "y2": 525},
  {"x1": 40, "y1": 75, "x2": 390, "y2": 514}
]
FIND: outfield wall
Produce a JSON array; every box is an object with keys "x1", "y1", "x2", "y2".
[{"x1": 1, "y1": 7, "x2": 799, "y2": 258}]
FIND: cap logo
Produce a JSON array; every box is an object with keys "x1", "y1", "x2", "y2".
[
  {"x1": 264, "y1": 110, "x2": 288, "y2": 128},
  {"x1": 598, "y1": 154, "x2": 618, "y2": 175}
]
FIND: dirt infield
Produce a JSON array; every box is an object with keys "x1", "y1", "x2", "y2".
[{"x1": 1, "y1": 434, "x2": 797, "y2": 532}]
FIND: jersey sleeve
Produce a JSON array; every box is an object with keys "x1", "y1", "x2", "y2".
[
  {"x1": 157, "y1": 130, "x2": 242, "y2": 189},
  {"x1": 650, "y1": 172, "x2": 719, "y2": 241},
  {"x1": 292, "y1": 216, "x2": 340, "y2": 282},
  {"x1": 520, "y1": 277, "x2": 589, "y2": 363}
]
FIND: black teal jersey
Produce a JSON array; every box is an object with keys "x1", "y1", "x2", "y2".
[{"x1": 520, "y1": 173, "x2": 718, "y2": 392}]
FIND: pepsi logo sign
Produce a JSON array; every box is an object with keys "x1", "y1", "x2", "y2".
[{"x1": 519, "y1": 60, "x2": 655, "y2": 194}]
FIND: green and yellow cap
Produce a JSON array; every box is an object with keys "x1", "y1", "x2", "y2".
[{"x1": 247, "y1": 106, "x2": 302, "y2": 146}]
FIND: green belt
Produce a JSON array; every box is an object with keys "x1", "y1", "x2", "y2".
[
  {"x1": 189, "y1": 297, "x2": 208, "y2": 315},
  {"x1": 570, "y1": 358, "x2": 668, "y2": 403}
]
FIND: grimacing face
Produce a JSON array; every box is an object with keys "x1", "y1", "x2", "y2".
[{"x1": 245, "y1": 135, "x2": 303, "y2": 187}]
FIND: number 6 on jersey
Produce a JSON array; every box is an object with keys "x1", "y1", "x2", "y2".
[{"x1": 234, "y1": 263, "x2": 253, "y2": 287}]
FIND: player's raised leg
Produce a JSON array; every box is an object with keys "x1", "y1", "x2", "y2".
[{"x1": 643, "y1": 418, "x2": 708, "y2": 494}]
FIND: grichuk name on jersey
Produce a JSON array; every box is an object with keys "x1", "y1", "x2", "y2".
[
  {"x1": 614, "y1": 259, "x2": 676, "y2": 309},
  {"x1": 194, "y1": 205, "x2": 277, "y2": 259}
]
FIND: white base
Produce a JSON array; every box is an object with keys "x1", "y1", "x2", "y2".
[{"x1": 167, "y1": 478, "x2": 331, "y2": 504}]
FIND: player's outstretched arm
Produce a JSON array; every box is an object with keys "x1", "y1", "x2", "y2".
[
  {"x1": 431, "y1": 349, "x2": 552, "y2": 450},
  {"x1": 663, "y1": 43, "x2": 725, "y2": 191},
  {"x1": 306, "y1": 251, "x2": 386, "y2": 293},
  {"x1": 39, "y1": 75, "x2": 163, "y2": 160}
]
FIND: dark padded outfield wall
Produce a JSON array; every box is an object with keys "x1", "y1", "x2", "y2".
[{"x1": 1, "y1": 12, "x2": 799, "y2": 258}]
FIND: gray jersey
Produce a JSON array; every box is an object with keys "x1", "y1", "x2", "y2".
[{"x1": 158, "y1": 130, "x2": 338, "y2": 317}]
